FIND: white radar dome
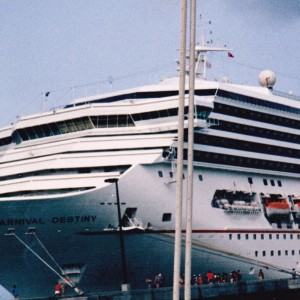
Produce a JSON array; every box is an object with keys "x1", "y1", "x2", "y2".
[{"x1": 258, "y1": 70, "x2": 276, "y2": 88}]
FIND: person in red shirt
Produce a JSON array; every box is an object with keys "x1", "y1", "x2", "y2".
[
  {"x1": 206, "y1": 271, "x2": 214, "y2": 283},
  {"x1": 54, "y1": 282, "x2": 60, "y2": 298},
  {"x1": 197, "y1": 274, "x2": 203, "y2": 285}
]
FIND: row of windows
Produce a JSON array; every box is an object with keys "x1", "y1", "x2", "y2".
[
  {"x1": 2, "y1": 89, "x2": 298, "y2": 146},
  {"x1": 229, "y1": 233, "x2": 300, "y2": 240},
  {"x1": 0, "y1": 136, "x2": 12, "y2": 147},
  {"x1": 248, "y1": 177, "x2": 282, "y2": 187},
  {"x1": 217, "y1": 90, "x2": 300, "y2": 116},
  {"x1": 8, "y1": 114, "x2": 135, "y2": 144},
  {"x1": 65, "y1": 90, "x2": 181, "y2": 107},
  {"x1": 131, "y1": 105, "x2": 211, "y2": 122},
  {"x1": 90, "y1": 115, "x2": 134, "y2": 128},
  {"x1": 160, "y1": 172, "x2": 281, "y2": 189},
  {"x1": 192, "y1": 133, "x2": 300, "y2": 160},
  {"x1": 214, "y1": 102, "x2": 300, "y2": 131},
  {"x1": 191, "y1": 150, "x2": 300, "y2": 174},
  {"x1": 263, "y1": 178, "x2": 282, "y2": 187},
  {"x1": 13, "y1": 117, "x2": 94, "y2": 143},
  {"x1": 255, "y1": 250, "x2": 300, "y2": 257},
  {"x1": 157, "y1": 170, "x2": 203, "y2": 182},
  {"x1": 64, "y1": 88, "x2": 297, "y2": 113},
  {"x1": 212, "y1": 119, "x2": 300, "y2": 146},
  {"x1": 1, "y1": 104, "x2": 212, "y2": 146},
  {"x1": 65, "y1": 89, "x2": 217, "y2": 108}
]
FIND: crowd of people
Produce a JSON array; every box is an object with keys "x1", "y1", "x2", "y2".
[
  {"x1": 181, "y1": 269, "x2": 244, "y2": 286},
  {"x1": 146, "y1": 269, "x2": 266, "y2": 289},
  {"x1": 145, "y1": 273, "x2": 165, "y2": 288}
]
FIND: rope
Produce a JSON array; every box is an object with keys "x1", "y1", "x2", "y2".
[
  {"x1": 12, "y1": 233, "x2": 83, "y2": 295},
  {"x1": 32, "y1": 233, "x2": 77, "y2": 288}
]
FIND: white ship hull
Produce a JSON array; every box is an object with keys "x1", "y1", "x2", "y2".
[{"x1": 0, "y1": 163, "x2": 299, "y2": 297}]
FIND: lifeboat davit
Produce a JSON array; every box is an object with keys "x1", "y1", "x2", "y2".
[{"x1": 292, "y1": 197, "x2": 300, "y2": 218}]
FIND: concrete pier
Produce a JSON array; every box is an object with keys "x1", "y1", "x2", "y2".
[{"x1": 21, "y1": 277, "x2": 300, "y2": 300}]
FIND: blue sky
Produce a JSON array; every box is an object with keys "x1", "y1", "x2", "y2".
[{"x1": 0, "y1": 0, "x2": 299, "y2": 127}]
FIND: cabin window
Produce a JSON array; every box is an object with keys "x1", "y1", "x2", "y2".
[
  {"x1": 169, "y1": 172, "x2": 173, "y2": 178},
  {"x1": 277, "y1": 180, "x2": 282, "y2": 187},
  {"x1": 298, "y1": 234, "x2": 300, "y2": 240},
  {"x1": 278, "y1": 250, "x2": 281, "y2": 256},
  {"x1": 285, "y1": 250, "x2": 288, "y2": 256},
  {"x1": 245, "y1": 234, "x2": 249, "y2": 240},
  {"x1": 248, "y1": 177, "x2": 253, "y2": 184},
  {"x1": 270, "y1": 250, "x2": 274, "y2": 256},
  {"x1": 182, "y1": 173, "x2": 185, "y2": 180},
  {"x1": 263, "y1": 179, "x2": 268, "y2": 186},
  {"x1": 229, "y1": 234, "x2": 232, "y2": 240},
  {"x1": 158, "y1": 171, "x2": 163, "y2": 178},
  {"x1": 149, "y1": 111, "x2": 160, "y2": 119},
  {"x1": 292, "y1": 250, "x2": 295, "y2": 255},
  {"x1": 253, "y1": 234, "x2": 256, "y2": 240},
  {"x1": 283, "y1": 234, "x2": 286, "y2": 240},
  {"x1": 270, "y1": 179, "x2": 275, "y2": 186},
  {"x1": 198, "y1": 175, "x2": 203, "y2": 181},
  {"x1": 237, "y1": 234, "x2": 241, "y2": 240},
  {"x1": 159, "y1": 110, "x2": 169, "y2": 118},
  {"x1": 78, "y1": 168, "x2": 91, "y2": 174},
  {"x1": 276, "y1": 234, "x2": 279, "y2": 239},
  {"x1": 269, "y1": 234, "x2": 272, "y2": 240},
  {"x1": 262, "y1": 251, "x2": 266, "y2": 257},
  {"x1": 140, "y1": 112, "x2": 151, "y2": 120},
  {"x1": 255, "y1": 251, "x2": 258, "y2": 257},
  {"x1": 290, "y1": 234, "x2": 293, "y2": 240},
  {"x1": 261, "y1": 234, "x2": 264, "y2": 240},
  {"x1": 162, "y1": 213, "x2": 172, "y2": 222}
]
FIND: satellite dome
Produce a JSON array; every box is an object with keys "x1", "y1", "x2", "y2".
[{"x1": 258, "y1": 70, "x2": 276, "y2": 88}]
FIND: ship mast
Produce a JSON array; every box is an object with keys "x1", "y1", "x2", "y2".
[{"x1": 196, "y1": 45, "x2": 231, "y2": 79}]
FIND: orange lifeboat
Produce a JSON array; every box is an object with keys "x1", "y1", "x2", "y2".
[{"x1": 264, "y1": 195, "x2": 290, "y2": 216}]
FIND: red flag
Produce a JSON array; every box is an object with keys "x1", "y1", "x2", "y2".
[{"x1": 228, "y1": 52, "x2": 234, "y2": 58}]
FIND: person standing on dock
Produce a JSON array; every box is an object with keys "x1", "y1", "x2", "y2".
[
  {"x1": 12, "y1": 285, "x2": 19, "y2": 299},
  {"x1": 258, "y1": 269, "x2": 264, "y2": 280},
  {"x1": 54, "y1": 282, "x2": 61, "y2": 298}
]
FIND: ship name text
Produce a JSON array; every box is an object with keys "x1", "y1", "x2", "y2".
[{"x1": 0, "y1": 215, "x2": 97, "y2": 226}]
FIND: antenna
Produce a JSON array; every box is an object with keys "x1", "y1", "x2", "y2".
[{"x1": 198, "y1": 15, "x2": 212, "y2": 47}]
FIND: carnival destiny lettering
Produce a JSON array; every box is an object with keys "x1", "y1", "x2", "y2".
[{"x1": 0, "y1": 215, "x2": 97, "y2": 226}]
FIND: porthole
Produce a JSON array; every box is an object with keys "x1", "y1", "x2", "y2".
[{"x1": 162, "y1": 213, "x2": 172, "y2": 222}]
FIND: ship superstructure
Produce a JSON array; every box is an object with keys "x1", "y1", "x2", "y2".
[{"x1": 0, "y1": 44, "x2": 300, "y2": 297}]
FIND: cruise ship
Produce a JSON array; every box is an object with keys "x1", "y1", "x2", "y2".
[{"x1": 1, "y1": 42, "x2": 300, "y2": 297}]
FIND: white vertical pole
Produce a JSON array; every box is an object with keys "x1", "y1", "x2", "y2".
[
  {"x1": 184, "y1": 0, "x2": 196, "y2": 299},
  {"x1": 173, "y1": 0, "x2": 187, "y2": 299}
]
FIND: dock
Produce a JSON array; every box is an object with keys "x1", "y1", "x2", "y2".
[{"x1": 20, "y1": 277, "x2": 300, "y2": 300}]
